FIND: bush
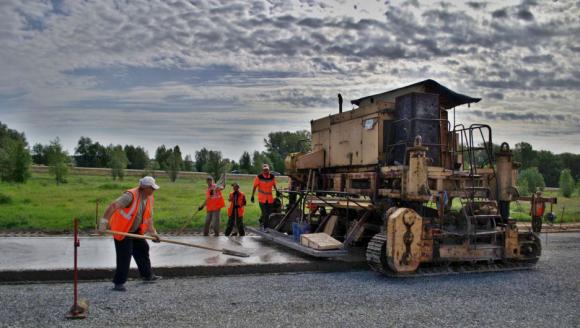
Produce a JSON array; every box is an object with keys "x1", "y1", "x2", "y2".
[
  {"x1": 0, "y1": 138, "x2": 31, "y2": 183},
  {"x1": 46, "y1": 138, "x2": 69, "y2": 185},
  {"x1": 559, "y1": 169, "x2": 575, "y2": 198},
  {"x1": 109, "y1": 146, "x2": 128, "y2": 181},
  {"x1": 518, "y1": 167, "x2": 545, "y2": 196}
]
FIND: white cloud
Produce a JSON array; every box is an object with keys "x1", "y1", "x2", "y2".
[{"x1": 0, "y1": 0, "x2": 579, "y2": 159}]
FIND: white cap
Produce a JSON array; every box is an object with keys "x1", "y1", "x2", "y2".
[
  {"x1": 139, "y1": 176, "x2": 159, "y2": 190},
  {"x1": 262, "y1": 164, "x2": 270, "y2": 170}
]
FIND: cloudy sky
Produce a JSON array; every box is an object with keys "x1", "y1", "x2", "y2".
[{"x1": 1, "y1": 0, "x2": 579, "y2": 160}]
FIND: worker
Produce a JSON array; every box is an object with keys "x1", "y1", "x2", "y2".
[
  {"x1": 198, "y1": 176, "x2": 225, "y2": 236},
  {"x1": 251, "y1": 163, "x2": 279, "y2": 229},
  {"x1": 98, "y1": 176, "x2": 161, "y2": 292},
  {"x1": 225, "y1": 182, "x2": 246, "y2": 236}
]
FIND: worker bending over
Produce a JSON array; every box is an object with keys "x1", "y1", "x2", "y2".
[
  {"x1": 198, "y1": 176, "x2": 225, "y2": 236},
  {"x1": 225, "y1": 182, "x2": 246, "y2": 236},
  {"x1": 251, "y1": 164, "x2": 279, "y2": 229},
  {"x1": 99, "y1": 176, "x2": 161, "y2": 292}
]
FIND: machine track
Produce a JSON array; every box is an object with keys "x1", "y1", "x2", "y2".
[{"x1": 366, "y1": 233, "x2": 540, "y2": 277}]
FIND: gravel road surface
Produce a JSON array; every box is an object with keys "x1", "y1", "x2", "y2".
[{"x1": 0, "y1": 233, "x2": 578, "y2": 328}]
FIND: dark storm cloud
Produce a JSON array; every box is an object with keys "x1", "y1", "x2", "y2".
[
  {"x1": 516, "y1": 8, "x2": 534, "y2": 21},
  {"x1": 466, "y1": 2, "x2": 487, "y2": 10},
  {"x1": 2, "y1": 0, "x2": 580, "y2": 156},
  {"x1": 522, "y1": 54, "x2": 553, "y2": 64},
  {"x1": 486, "y1": 92, "x2": 504, "y2": 100},
  {"x1": 470, "y1": 110, "x2": 576, "y2": 123},
  {"x1": 491, "y1": 8, "x2": 508, "y2": 19}
]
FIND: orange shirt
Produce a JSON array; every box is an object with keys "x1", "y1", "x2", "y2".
[
  {"x1": 205, "y1": 184, "x2": 225, "y2": 211},
  {"x1": 253, "y1": 173, "x2": 276, "y2": 204},
  {"x1": 228, "y1": 191, "x2": 246, "y2": 217},
  {"x1": 109, "y1": 187, "x2": 153, "y2": 241}
]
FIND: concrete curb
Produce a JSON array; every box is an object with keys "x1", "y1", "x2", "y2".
[{"x1": 0, "y1": 260, "x2": 369, "y2": 283}]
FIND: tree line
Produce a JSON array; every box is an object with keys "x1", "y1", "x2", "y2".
[
  {"x1": 0, "y1": 120, "x2": 311, "y2": 184},
  {"x1": 1, "y1": 120, "x2": 577, "y2": 197},
  {"x1": 512, "y1": 142, "x2": 579, "y2": 197}
]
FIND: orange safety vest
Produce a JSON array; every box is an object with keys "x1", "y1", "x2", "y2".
[
  {"x1": 531, "y1": 200, "x2": 545, "y2": 217},
  {"x1": 206, "y1": 184, "x2": 225, "y2": 211},
  {"x1": 109, "y1": 187, "x2": 153, "y2": 241},
  {"x1": 253, "y1": 173, "x2": 276, "y2": 204},
  {"x1": 227, "y1": 191, "x2": 246, "y2": 218}
]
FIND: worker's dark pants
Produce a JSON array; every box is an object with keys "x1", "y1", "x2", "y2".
[
  {"x1": 113, "y1": 237, "x2": 153, "y2": 285},
  {"x1": 259, "y1": 202, "x2": 273, "y2": 228},
  {"x1": 225, "y1": 215, "x2": 245, "y2": 236}
]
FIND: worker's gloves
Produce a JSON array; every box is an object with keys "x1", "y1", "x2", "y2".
[
  {"x1": 150, "y1": 231, "x2": 161, "y2": 243},
  {"x1": 98, "y1": 218, "x2": 108, "y2": 234},
  {"x1": 250, "y1": 196, "x2": 255, "y2": 203},
  {"x1": 276, "y1": 191, "x2": 282, "y2": 198},
  {"x1": 198, "y1": 205, "x2": 204, "y2": 211}
]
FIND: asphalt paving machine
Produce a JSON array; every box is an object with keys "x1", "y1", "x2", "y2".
[{"x1": 250, "y1": 79, "x2": 544, "y2": 277}]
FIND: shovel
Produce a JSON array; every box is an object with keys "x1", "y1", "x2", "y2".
[{"x1": 103, "y1": 230, "x2": 250, "y2": 257}]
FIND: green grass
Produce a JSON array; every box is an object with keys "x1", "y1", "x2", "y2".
[
  {"x1": 0, "y1": 172, "x2": 577, "y2": 232},
  {"x1": 443, "y1": 190, "x2": 579, "y2": 223},
  {"x1": 0, "y1": 172, "x2": 286, "y2": 232},
  {"x1": 510, "y1": 190, "x2": 579, "y2": 223}
]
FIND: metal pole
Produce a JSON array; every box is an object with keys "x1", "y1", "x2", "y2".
[
  {"x1": 73, "y1": 218, "x2": 79, "y2": 311},
  {"x1": 94, "y1": 200, "x2": 99, "y2": 231}
]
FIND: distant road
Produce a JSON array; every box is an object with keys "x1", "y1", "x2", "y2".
[{"x1": 31, "y1": 165, "x2": 287, "y2": 180}]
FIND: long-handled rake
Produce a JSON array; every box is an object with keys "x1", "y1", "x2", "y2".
[
  {"x1": 177, "y1": 207, "x2": 203, "y2": 234},
  {"x1": 103, "y1": 230, "x2": 250, "y2": 257}
]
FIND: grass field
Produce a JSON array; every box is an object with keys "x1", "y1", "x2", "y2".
[
  {"x1": 0, "y1": 172, "x2": 286, "y2": 233},
  {"x1": 0, "y1": 173, "x2": 578, "y2": 232}
]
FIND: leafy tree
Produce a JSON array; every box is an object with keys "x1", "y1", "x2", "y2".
[
  {"x1": 518, "y1": 178, "x2": 530, "y2": 197},
  {"x1": 203, "y1": 150, "x2": 229, "y2": 180},
  {"x1": 195, "y1": 147, "x2": 209, "y2": 172},
  {"x1": 264, "y1": 130, "x2": 311, "y2": 172},
  {"x1": 0, "y1": 138, "x2": 31, "y2": 183},
  {"x1": 166, "y1": 146, "x2": 182, "y2": 182},
  {"x1": 239, "y1": 151, "x2": 252, "y2": 173},
  {"x1": 0, "y1": 122, "x2": 31, "y2": 183},
  {"x1": 559, "y1": 169, "x2": 575, "y2": 198},
  {"x1": 558, "y1": 153, "x2": 580, "y2": 181},
  {"x1": 183, "y1": 154, "x2": 194, "y2": 172},
  {"x1": 518, "y1": 167, "x2": 545, "y2": 196},
  {"x1": 514, "y1": 142, "x2": 536, "y2": 169},
  {"x1": 32, "y1": 143, "x2": 48, "y2": 165},
  {"x1": 93, "y1": 142, "x2": 110, "y2": 168},
  {"x1": 251, "y1": 151, "x2": 273, "y2": 174},
  {"x1": 124, "y1": 145, "x2": 149, "y2": 169},
  {"x1": 155, "y1": 145, "x2": 170, "y2": 171},
  {"x1": 535, "y1": 150, "x2": 563, "y2": 187},
  {"x1": 74, "y1": 136, "x2": 95, "y2": 167},
  {"x1": 109, "y1": 145, "x2": 128, "y2": 180},
  {"x1": 46, "y1": 138, "x2": 69, "y2": 184}
]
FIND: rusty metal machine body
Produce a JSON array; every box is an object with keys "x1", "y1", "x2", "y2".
[{"x1": 254, "y1": 79, "x2": 543, "y2": 277}]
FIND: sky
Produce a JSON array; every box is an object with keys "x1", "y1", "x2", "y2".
[{"x1": 0, "y1": 0, "x2": 579, "y2": 160}]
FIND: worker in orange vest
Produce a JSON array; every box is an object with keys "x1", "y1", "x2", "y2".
[
  {"x1": 98, "y1": 176, "x2": 161, "y2": 292},
  {"x1": 225, "y1": 182, "x2": 246, "y2": 236},
  {"x1": 198, "y1": 176, "x2": 225, "y2": 236},
  {"x1": 251, "y1": 163, "x2": 279, "y2": 229}
]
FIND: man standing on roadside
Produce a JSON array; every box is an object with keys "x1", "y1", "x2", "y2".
[
  {"x1": 225, "y1": 182, "x2": 246, "y2": 236},
  {"x1": 251, "y1": 164, "x2": 279, "y2": 229},
  {"x1": 98, "y1": 176, "x2": 161, "y2": 292},
  {"x1": 198, "y1": 176, "x2": 225, "y2": 236}
]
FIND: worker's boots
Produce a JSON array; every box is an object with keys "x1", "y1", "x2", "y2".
[{"x1": 142, "y1": 275, "x2": 162, "y2": 283}]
